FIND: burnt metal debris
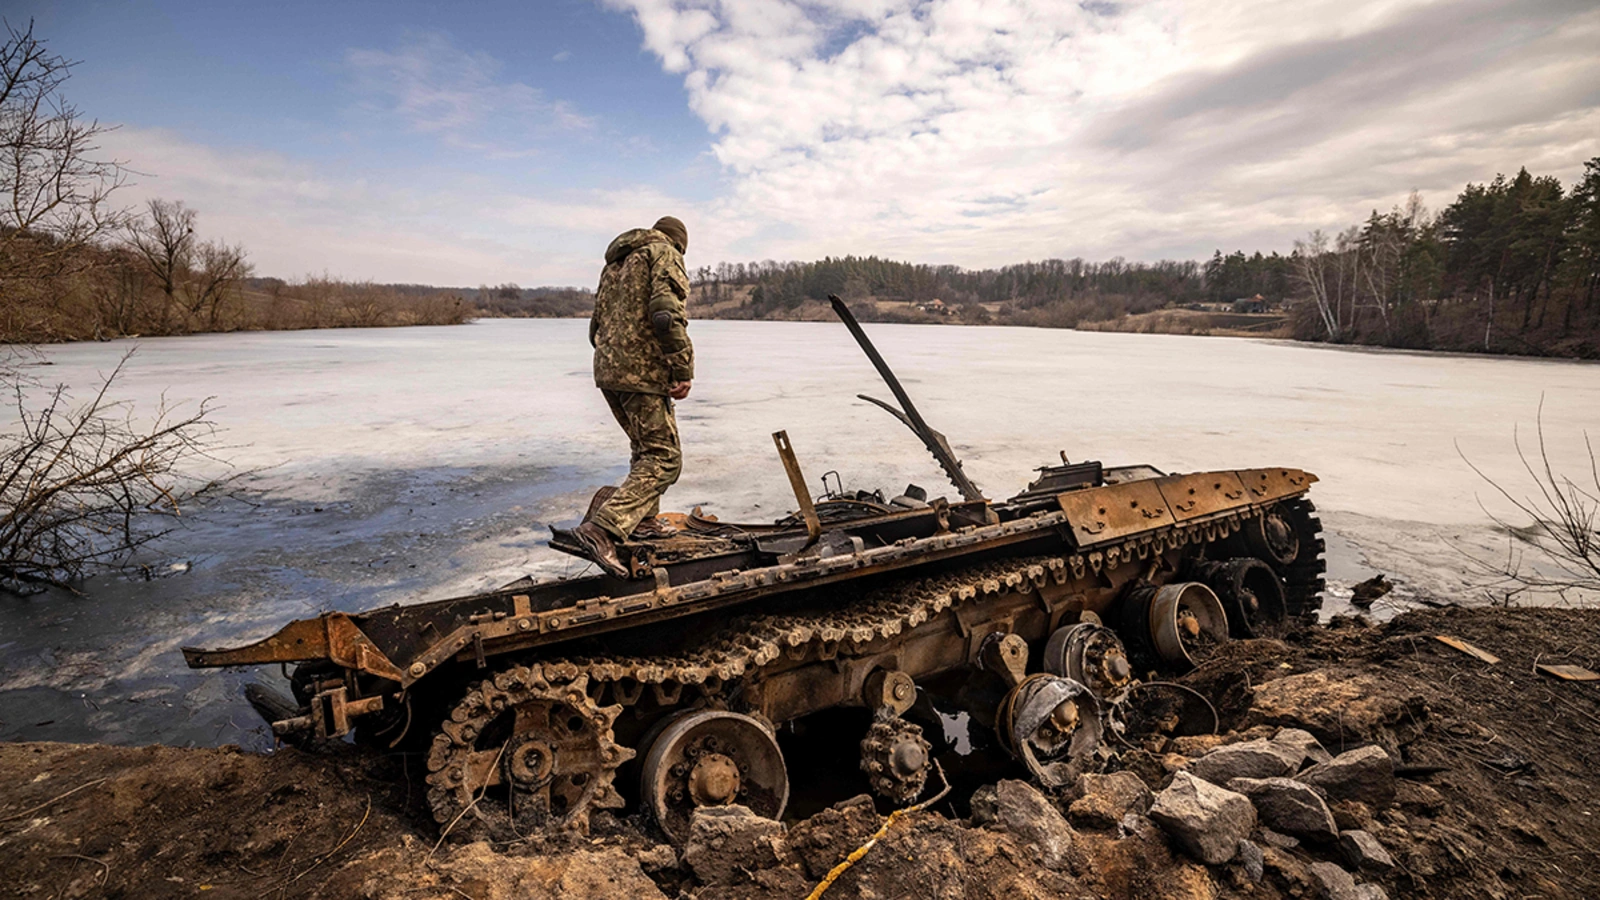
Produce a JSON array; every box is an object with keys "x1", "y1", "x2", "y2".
[{"x1": 184, "y1": 298, "x2": 1325, "y2": 843}]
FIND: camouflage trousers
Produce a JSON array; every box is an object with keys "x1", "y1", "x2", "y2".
[{"x1": 591, "y1": 389, "x2": 682, "y2": 541}]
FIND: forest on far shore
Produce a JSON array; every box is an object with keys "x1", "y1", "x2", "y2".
[{"x1": 690, "y1": 157, "x2": 1600, "y2": 359}]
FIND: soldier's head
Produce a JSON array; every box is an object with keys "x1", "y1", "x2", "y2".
[{"x1": 653, "y1": 216, "x2": 688, "y2": 254}]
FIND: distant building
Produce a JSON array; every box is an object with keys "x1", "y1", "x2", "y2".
[
  {"x1": 1232, "y1": 294, "x2": 1269, "y2": 314},
  {"x1": 916, "y1": 298, "x2": 954, "y2": 315}
]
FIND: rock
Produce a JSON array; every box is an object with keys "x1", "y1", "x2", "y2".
[
  {"x1": 683, "y1": 804, "x2": 787, "y2": 886},
  {"x1": 389, "y1": 843, "x2": 668, "y2": 900},
  {"x1": 1394, "y1": 780, "x2": 1445, "y2": 814},
  {"x1": 1298, "y1": 746, "x2": 1396, "y2": 809},
  {"x1": 1169, "y1": 734, "x2": 1230, "y2": 757},
  {"x1": 1186, "y1": 739, "x2": 1298, "y2": 785},
  {"x1": 1262, "y1": 845, "x2": 1311, "y2": 887},
  {"x1": 969, "y1": 779, "x2": 1076, "y2": 869},
  {"x1": 554, "y1": 850, "x2": 672, "y2": 899},
  {"x1": 1272, "y1": 727, "x2": 1332, "y2": 766},
  {"x1": 1356, "y1": 884, "x2": 1390, "y2": 900},
  {"x1": 1339, "y1": 829, "x2": 1396, "y2": 873},
  {"x1": 785, "y1": 794, "x2": 883, "y2": 880},
  {"x1": 1257, "y1": 828, "x2": 1300, "y2": 849},
  {"x1": 1068, "y1": 771, "x2": 1154, "y2": 829},
  {"x1": 1248, "y1": 672, "x2": 1426, "y2": 752},
  {"x1": 1308, "y1": 861, "x2": 1361, "y2": 900},
  {"x1": 1238, "y1": 839, "x2": 1265, "y2": 882},
  {"x1": 1226, "y1": 777, "x2": 1339, "y2": 843},
  {"x1": 1148, "y1": 771, "x2": 1256, "y2": 865},
  {"x1": 1160, "y1": 752, "x2": 1191, "y2": 774},
  {"x1": 634, "y1": 844, "x2": 679, "y2": 874},
  {"x1": 1329, "y1": 799, "x2": 1374, "y2": 831}
]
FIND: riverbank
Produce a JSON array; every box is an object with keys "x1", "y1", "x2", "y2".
[{"x1": 4, "y1": 606, "x2": 1598, "y2": 899}]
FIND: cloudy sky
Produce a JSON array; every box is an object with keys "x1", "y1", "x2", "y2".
[{"x1": 14, "y1": 0, "x2": 1599, "y2": 286}]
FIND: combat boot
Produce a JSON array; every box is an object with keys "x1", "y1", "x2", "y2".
[
  {"x1": 631, "y1": 516, "x2": 679, "y2": 539},
  {"x1": 574, "y1": 521, "x2": 628, "y2": 578}
]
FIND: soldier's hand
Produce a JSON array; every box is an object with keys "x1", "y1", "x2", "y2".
[{"x1": 669, "y1": 381, "x2": 692, "y2": 400}]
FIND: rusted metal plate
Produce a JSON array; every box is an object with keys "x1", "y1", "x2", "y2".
[
  {"x1": 1057, "y1": 480, "x2": 1173, "y2": 547},
  {"x1": 1156, "y1": 472, "x2": 1250, "y2": 523},
  {"x1": 1236, "y1": 468, "x2": 1317, "y2": 504},
  {"x1": 182, "y1": 613, "x2": 406, "y2": 683},
  {"x1": 1434, "y1": 635, "x2": 1501, "y2": 664},
  {"x1": 1536, "y1": 663, "x2": 1600, "y2": 682},
  {"x1": 182, "y1": 616, "x2": 330, "y2": 667}
]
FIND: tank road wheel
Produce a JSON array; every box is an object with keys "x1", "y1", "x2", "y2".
[
  {"x1": 860, "y1": 715, "x2": 933, "y2": 804},
  {"x1": 425, "y1": 670, "x2": 634, "y2": 840},
  {"x1": 1043, "y1": 623, "x2": 1134, "y2": 701},
  {"x1": 996, "y1": 675, "x2": 1103, "y2": 789},
  {"x1": 641, "y1": 710, "x2": 789, "y2": 844},
  {"x1": 1122, "y1": 583, "x2": 1230, "y2": 672},
  {"x1": 1193, "y1": 558, "x2": 1289, "y2": 638}
]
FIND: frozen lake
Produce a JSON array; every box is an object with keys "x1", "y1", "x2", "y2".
[{"x1": 2, "y1": 318, "x2": 1596, "y2": 749}]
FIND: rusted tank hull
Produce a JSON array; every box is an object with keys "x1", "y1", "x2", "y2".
[{"x1": 185, "y1": 463, "x2": 1321, "y2": 842}]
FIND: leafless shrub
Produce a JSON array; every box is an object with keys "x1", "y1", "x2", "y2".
[
  {"x1": 1459, "y1": 404, "x2": 1599, "y2": 605},
  {"x1": 0, "y1": 351, "x2": 230, "y2": 593}
]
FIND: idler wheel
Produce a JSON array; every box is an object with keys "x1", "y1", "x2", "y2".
[
  {"x1": 995, "y1": 674, "x2": 1103, "y2": 789},
  {"x1": 1043, "y1": 623, "x2": 1134, "y2": 700},
  {"x1": 641, "y1": 709, "x2": 789, "y2": 844},
  {"x1": 1193, "y1": 558, "x2": 1288, "y2": 638}
]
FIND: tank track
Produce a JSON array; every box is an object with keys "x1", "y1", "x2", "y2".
[
  {"x1": 424, "y1": 510, "x2": 1272, "y2": 836},
  {"x1": 1279, "y1": 498, "x2": 1327, "y2": 623},
  {"x1": 425, "y1": 555, "x2": 1065, "y2": 837}
]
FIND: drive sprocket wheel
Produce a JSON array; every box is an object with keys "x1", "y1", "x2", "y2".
[
  {"x1": 860, "y1": 715, "x2": 933, "y2": 804},
  {"x1": 425, "y1": 669, "x2": 634, "y2": 841}
]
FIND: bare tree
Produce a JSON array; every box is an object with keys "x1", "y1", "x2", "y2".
[
  {"x1": 0, "y1": 351, "x2": 228, "y2": 592},
  {"x1": 124, "y1": 198, "x2": 251, "y2": 330},
  {"x1": 191, "y1": 237, "x2": 252, "y2": 329},
  {"x1": 0, "y1": 19, "x2": 127, "y2": 287},
  {"x1": 1460, "y1": 406, "x2": 1600, "y2": 604},
  {"x1": 126, "y1": 198, "x2": 194, "y2": 316}
]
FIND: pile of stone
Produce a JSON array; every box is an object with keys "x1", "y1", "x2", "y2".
[
  {"x1": 1142, "y1": 728, "x2": 1397, "y2": 899},
  {"x1": 628, "y1": 671, "x2": 1424, "y2": 898}
]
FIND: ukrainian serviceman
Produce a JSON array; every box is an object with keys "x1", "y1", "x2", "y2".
[{"x1": 573, "y1": 216, "x2": 694, "y2": 577}]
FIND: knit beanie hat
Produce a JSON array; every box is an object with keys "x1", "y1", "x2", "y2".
[{"x1": 653, "y1": 216, "x2": 688, "y2": 253}]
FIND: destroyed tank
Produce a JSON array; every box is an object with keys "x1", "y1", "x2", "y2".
[{"x1": 184, "y1": 297, "x2": 1324, "y2": 843}]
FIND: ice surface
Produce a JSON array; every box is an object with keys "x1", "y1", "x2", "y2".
[{"x1": 1, "y1": 319, "x2": 1595, "y2": 747}]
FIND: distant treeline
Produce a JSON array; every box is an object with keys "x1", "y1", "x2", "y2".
[
  {"x1": 470, "y1": 283, "x2": 594, "y2": 318},
  {"x1": 693, "y1": 256, "x2": 1212, "y2": 327},
  {"x1": 1288, "y1": 159, "x2": 1600, "y2": 357},
  {"x1": 689, "y1": 157, "x2": 1600, "y2": 357}
]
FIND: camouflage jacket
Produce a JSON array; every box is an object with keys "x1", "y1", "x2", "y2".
[{"x1": 590, "y1": 228, "x2": 693, "y2": 394}]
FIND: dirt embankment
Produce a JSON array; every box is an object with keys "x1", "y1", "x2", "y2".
[{"x1": 3, "y1": 606, "x2": 1599, "y2": 899}]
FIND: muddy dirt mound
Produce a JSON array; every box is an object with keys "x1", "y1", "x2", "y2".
[{"x1": 2, "y1": 606, "x2": 1598, "y2": 899}]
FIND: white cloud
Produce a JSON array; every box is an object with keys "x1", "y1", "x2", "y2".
[{"x1": 606, "y1": 0, "x2": 1600, "y2": 267}]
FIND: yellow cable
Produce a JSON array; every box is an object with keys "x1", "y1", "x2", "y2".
[{"x1": 804, "y1": 763, "x2": 951, "y2": 900}]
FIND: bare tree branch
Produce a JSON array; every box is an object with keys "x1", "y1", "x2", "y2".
[
  {"x1": 1459, "y1": 401, "x2": 1600, "y2": 602},
  {"x1": 0, "y1": 349, "x2": 235, "y2": 592}
]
